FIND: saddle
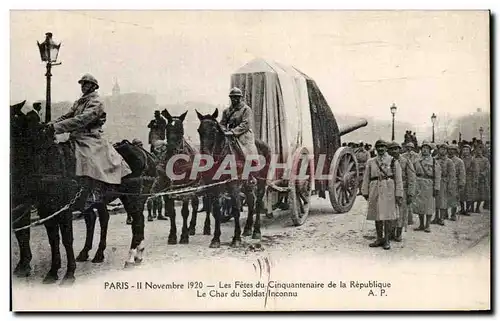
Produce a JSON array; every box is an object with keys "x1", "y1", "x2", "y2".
[{"x1": 35, "y1": 139, "x2": 150, "y2": 180}]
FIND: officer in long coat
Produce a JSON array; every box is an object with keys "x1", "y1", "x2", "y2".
[
  {"x1": 361, "y1": 139, "x2": 403, "y2": 250},
  {"x1": 387, "y1": 141, "x2": 416, "y2": 242},
  {"x1": 432, "y1": 143, "x2": 456, "y2": 225},
  {"x1": 48, "y1": 74, "x2": 132, "y2": 209},
  {"x1": 401, "y1": 141, "x2": 419, "y2": 225},
  {"x1": 220, "y1": 87, "x2": 258, "y2": 159},
  {"x1": 412, "y1": 140, "x2": 441, "y2": 233},
  {"x1": 460, "y1": 144, "x2": 478, "y2": 215},
  {"x1": 448, "y1": 144, "x2": 465, "y2": 220},
  {"x1": 474, "y1": 145, "x2": 490, "y2": 213}
]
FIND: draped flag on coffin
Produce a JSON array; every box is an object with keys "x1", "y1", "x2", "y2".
[{"x1": 230, "y1": 58, "x2": 341, "y2": 195}]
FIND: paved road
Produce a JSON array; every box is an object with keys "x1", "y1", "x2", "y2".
[{"x1": 11, "y1": 195, "x2": 491, "y2": 284}]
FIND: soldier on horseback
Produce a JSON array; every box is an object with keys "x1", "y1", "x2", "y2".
[
  {"x1": 45, "y1": 73, "x2": 132, "y2": 209},
  {"x1": 220, "y1": 87, "x2": 259, "y2": 169}
]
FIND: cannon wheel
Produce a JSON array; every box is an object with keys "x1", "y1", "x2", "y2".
[
  {"x1": 328, "y1": 147, "x2": 359, "y2": 213},
  {"x1": 289, "y1": 147, "x2": 314, "y2": 226}
]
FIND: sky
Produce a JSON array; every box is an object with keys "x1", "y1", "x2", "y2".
[{"x1": 10, "y1": 10, "x2": 490, "y2": 127}]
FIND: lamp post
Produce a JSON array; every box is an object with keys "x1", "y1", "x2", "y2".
[
  {"x1": 431, "y1": 113, "x2": 437, "y2": 143},
  {"x1": 390, "y1": 103, "x2": 397, "y2": 141},
  {"x1": 479, "y1": 126, "x2": 484, "y2": 141},
  {"x1": 37, "y1": 32, "x2": 62, "y2": 123}
]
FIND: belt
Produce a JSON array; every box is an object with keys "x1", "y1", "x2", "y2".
[
  {"x1": 370, "y1": 176, "x2": 394, "y2": 182},
  {"x1": 417, "y1": 174, "x2": 434, "y2": 179}
]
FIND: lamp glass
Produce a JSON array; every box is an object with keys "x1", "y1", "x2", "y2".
[{"x1": 390, "y1": 104, "x2": 397, "y2": 115}]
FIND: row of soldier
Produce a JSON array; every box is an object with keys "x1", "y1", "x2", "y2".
[{"x1": 360, "y1": 139, "x2": 490, "y2": 250}]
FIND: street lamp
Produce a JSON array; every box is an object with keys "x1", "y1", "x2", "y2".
[
  {"x1": 390, "y1": 103, "x2": 397, "y2": 141},
  {"x1": 479, "y1": 126, "x2": 484, "y2": 141},
  {"x1": 37, "y1": 32, "x2": 62, "y2": 123},
  {"x1": 431, "y1": 113, "x2": 437, "y2": 143}
]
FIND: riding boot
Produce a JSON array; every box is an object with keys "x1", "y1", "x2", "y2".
[
  {"x1": 383, "y1": 221, "x2": 391, "y2": 250},
  {"x1": 408, "y1": 211, "x2": 414, "y2": 225},
  {"x1": 438, "y1": 209, "x2": 446, "y2": 226},
  {"x1": 431, "y1": 208, "x2": 439, "y2": 224},
  {"x1": 414, "y1": 215, "x2": 425, "y2": 231},
  {"x1": 475, "y1": 201, "x2": 481, "y2": 213},
  {"x1": 450, "y1": 207, "x2": 457, "y2": 221},
  {"x1": 394, "y1": 227, "x2": 403, "y2": 242},
  {"x1": 369, "y1": 221, "x2": 384, "y2": 247},
  {"x1": 424, "y1": 215, "x2": 432, "y2": 233}
]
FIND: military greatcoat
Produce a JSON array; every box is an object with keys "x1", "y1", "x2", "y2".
[
  {"x1": 221, "y1": 102, "x2": 258, "y2": 158},
  {"x1": 461, "y1": 155, "x2": 478, "y2": 202},
  {"x1": 450, "y1": 156, "x2": 466, "y2": 208},
  {"x1": 475, "y1": 155, "x2": 490, "y2": 201},
  {"x1": 361, "y1": 153, "x2": 403, "y2": 221},
  {"x1": 412, "y1": 155, "x2": 441, "y2": 215},
  {"x1": 53, "y1": 91, "x2": 132, "y2": 185},
  {"x1": 435, "y1": 155, "x2": 456, "y2": 210},
  {"x1": 395, "y1": 155, "x2": 416, "y2": 228}
]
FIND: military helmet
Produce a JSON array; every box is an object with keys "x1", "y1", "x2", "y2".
[
  {"x1": 78, "y1": 73, "x2": 99, "y2": 89},
  {"x1": 229, "y1": 87, "x2": 243, "y2": 97},
  {"x1": 374, "y1": 139, "x2": 387, "y2": 147},
  {"x1": 437, "y1": 143, "x2": 448, "y2": 150},
  {"x1": 388, "y1": 141, "x2": 401, "y2": 150},
  {"x1": 403, "y1": 141, "x2": 415, "y2": 148},
  {"x1": 132, "y1": 138, "x2": 143, "y2": 146},
  {"x1": 421, "y1": 140, "x2": 432, "y2": 149},
  {"x1": 461, "y1": 144, "x2": 472, "y2": 151},
  {"x1": 447, "y1": 144, "x2": 459, "y2": 151}
]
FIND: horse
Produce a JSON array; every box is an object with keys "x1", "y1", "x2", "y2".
[
  {"x1": 154, "y1": 109, "x2": 200, "y2": 244},
  {"x1": 11, "y1": 114, "x2": 157, "y2": 284},
  {"x1": 196, "y1": 108, "x2": 271, "y2": 248}
]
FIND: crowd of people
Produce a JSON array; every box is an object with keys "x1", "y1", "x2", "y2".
[{"x1": 351, "y1": 133, "x2": 491, "y2": 251}]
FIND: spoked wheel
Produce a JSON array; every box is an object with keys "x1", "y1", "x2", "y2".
[
  {"x1": 329, "y1": 147, "x2": 359, "y2": 213},
  {"x1": 289, "y1": 147, "x2": 314, "y2": 226}
]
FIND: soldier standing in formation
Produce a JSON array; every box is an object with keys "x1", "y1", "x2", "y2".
[
  {"x1": 387, "y1": 142, "x2": 416, "y2": 242},
  {"x1": 460, "y1": 144, "x2": 478, "y2": 215},
  {"x1": 401, "y1": 141, "x2": 419, "y2": 225},
  {"x1": 447, "y1": 144, "x2": 466, "y2": 221},
  {"x1": 432, "y1": 144, "x2": 456, "y2": 225},
  {"x1": 412, "y1": 141, "x2": 441, "y2": 233},
  {"x1": 474, "y1": 145, "x2": 490, "y2": 213},
  {"x1": 361, "y1": 139, "x2": 403, "y2": 250}
]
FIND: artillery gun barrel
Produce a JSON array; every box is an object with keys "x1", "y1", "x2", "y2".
[{"x1": 339, "y1": 119, "x2": 368, "y2": 136}]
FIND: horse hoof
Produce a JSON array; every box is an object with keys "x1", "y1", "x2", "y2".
[
  {"x1": 60, "y1": 275, "x2": 76, "y2": 287},
  {"x1": 158, "y1": 216, "x2": 169, "y2": 221},
  {"x1": 42, "y1": 273, "x2": 59, "y2": 284},
  {"x1": 124, "y1": 261, "x2": 135, "y2": 269},
  {"x1": 134, "y1": 257, "x2": 143, "y2": 264},
  {"x1": 76, "y1": 252, "x2": 89, "y2": 262},
  {"x1": 252, "y1": 232, "x2": 262, "y2": 240},
  {"x1": 242, "y1": 229, "x2": 252, "y2": 237},
  {"x1": 231, "y1": 239, "x2": 242, "y2": 248},
  {"x1": 92, "y1": 254, "x2": 105, "y2": 263},
  {"x1": 179, "y1": 237, "x2": 189, "y2": 244},
  {"x1": 168, "y1": 238, "x2": 178, "y2": 245},
  {"x1": 209, "y1": 241, "x2": 221, "y2": 248}
]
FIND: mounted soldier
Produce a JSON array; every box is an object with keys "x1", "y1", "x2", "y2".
[
  {"x1": 220, "y1": 87, "x2": 259, "y2": 164},
  {"x1": 45, "y1": 73, "x2": 132, "y2": 209}
]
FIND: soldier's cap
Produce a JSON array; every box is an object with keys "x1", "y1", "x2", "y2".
[
  {"x1": 447, "y1": 144, "x2": 459, "y2": 151},
  {"x1": 388, "y1": 141, "x2": 401, "y2": 149},
  {"x1": 437, "y1": 143, "x2": 448, "y2": 150},
  {"x1": 461, "y1": 144, "x2": 472, "y2": 150},
  {"x1": 420, "y1": 140, "x2": 432, "y2": 148},
  {"x1": 374, "y1": 139, "x2": 388, "y2": 147},
  {"x1": 229, "y1": 87, "x2": 243, "y2": 97},
  {"x1": 403, "y1": 142, "x2": 415, "y2": 148}
]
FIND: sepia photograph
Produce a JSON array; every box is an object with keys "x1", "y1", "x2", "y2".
[{"x1": 9, "y1": 9, "x2": 491, "y2": 311}]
